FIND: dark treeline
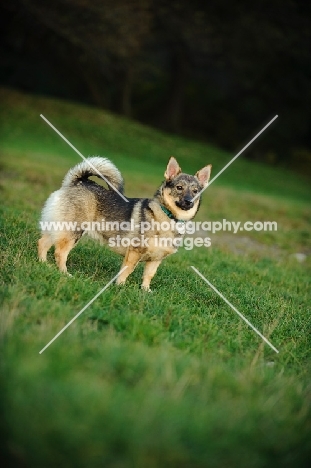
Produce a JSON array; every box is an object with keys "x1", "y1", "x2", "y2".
[{"x1": 1, "y1": 0, "x2": 311, "y2": 171}]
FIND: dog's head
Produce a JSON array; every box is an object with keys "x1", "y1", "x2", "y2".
[{"x1": 161, "y1": 157, "x2": 212, "y2": 220}]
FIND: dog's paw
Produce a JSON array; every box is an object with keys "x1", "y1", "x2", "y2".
[
  {"x1": 116, "y1": 280, "x2": 125, "y2": 286},
  {"x1": 62, "y1": 271, "x2": 72, "y2": 277},
  {"x1": 141, "y1": 285, "x2": 152, "y2": 293}
]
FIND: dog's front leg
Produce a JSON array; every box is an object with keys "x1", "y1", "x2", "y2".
[
  {"x1": 116, "y1": 248, "x2": 141, "y2": 286},
  {"x1": 141, "y1": 260, "x2": 162, "y2": 292}
]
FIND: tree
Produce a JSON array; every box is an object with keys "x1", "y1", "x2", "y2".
[{"x1": 20, "y1": 0, "x2": 152, "y2": 115}]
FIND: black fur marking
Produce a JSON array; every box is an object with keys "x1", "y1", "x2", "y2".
[
  {"x1": 140, "y1": 199, "x2": 153, "y2": 222},
  {"x1": 76, "y1": 172, "x2": 124, "y2": 193},
  {"x1": 165, "y1": 180, "x2": 174, "y2": 189}
]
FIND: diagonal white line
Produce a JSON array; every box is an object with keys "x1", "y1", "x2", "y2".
[
  {"x1": 40, "y1": 114, "x2": 128, "y2": 202},
  {"x1": 191, "y1": 266, "x2": 279, "y2": 353},
  {"x1": 39, "y1": 266, "x2": 127, "y2": 354},
  {"x1": 192, "y1": 115, "x2": 278, "y2": 201}
]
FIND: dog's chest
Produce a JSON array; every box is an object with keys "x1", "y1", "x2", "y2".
[{"x1": 141, "y1": 230, "x2": 180, "y2": 261}]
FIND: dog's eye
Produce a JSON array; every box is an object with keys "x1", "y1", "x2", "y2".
[
  {"x1": 176, "y1": 186, "x2": 183, "y2": 190},
  {"x1": 193, "y1": 189, "x2": 198, "y2": 194}
]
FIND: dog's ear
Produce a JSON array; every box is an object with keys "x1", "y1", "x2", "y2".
[
  {"x1": 164, "y1": 157, "x2": 182, "y2": 180},
  {"x1": 195, "y1": 164, "x2": 212, "y2": 188}
]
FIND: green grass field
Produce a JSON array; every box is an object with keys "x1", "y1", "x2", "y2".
[{"x1": 1, "y1": 87, "x2": 311, "y2": 467}]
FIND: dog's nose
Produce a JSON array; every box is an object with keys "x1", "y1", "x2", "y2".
[{"x1": 184, "y1": 197, "x2": 193, "y2": 207}]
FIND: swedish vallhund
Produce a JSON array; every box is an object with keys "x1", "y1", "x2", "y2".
[{"x1": 38, "y1": 157, "x2": 212, "y2": 291}]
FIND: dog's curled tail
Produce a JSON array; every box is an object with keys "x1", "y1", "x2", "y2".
[{"x1": 61, "y1": 156, "x2": 124, "y2": 192}]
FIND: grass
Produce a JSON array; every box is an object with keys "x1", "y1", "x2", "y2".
[{"x1": 0, "y1": 87, "x2": 311, "y2": 467}]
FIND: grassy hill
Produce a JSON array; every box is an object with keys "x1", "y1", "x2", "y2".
[{"x1": 0, "y1": 87, "x2": 310, "y2": 467}]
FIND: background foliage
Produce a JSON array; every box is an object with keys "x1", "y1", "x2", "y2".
[{"x1": 1, "y1": 0, "x2": 311, "y2": 170}]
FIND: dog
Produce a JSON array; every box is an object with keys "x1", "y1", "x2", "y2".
[{"x1": 38, "y1": 156, "x2": 211, "y2": 290}]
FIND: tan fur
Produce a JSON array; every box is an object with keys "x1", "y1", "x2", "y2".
[
  {"x1": 54, "y1": 236, "x2": 76, "y2": 273},
  {"x1": 162, "y1": 188, "x2": 199, "y2": 221},
  {"x1": 142, "y1": 260, "x2": 162, "y2": 291},
  {"x1": 38, "y1": 233, "x2": 53, "y2": 262},
  {"x1": 116, "y1": 249, "x2": 141, "y2": 285}
]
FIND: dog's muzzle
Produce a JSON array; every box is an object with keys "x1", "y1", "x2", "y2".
[{"x1": 176, "y1": 197, "x2": 194, "y2": 210}]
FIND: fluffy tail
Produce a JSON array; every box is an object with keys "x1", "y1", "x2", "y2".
[{"x1": 61, "y1": 157, "x2": 124, "y2": 192}]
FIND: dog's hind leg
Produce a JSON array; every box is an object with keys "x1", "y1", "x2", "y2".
[
  {"x1": 54, "y1": 235, "x2": 77, "y2": 274},
  {"x1": 38, "y1": 233, "x2": 53, "y2": 262},
  {"x1": 141, "y1": 260, "x2": 161, "y2": 292},
  {"x1": 116, "y1": 249, "x2": 141, "y2": 285}
]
